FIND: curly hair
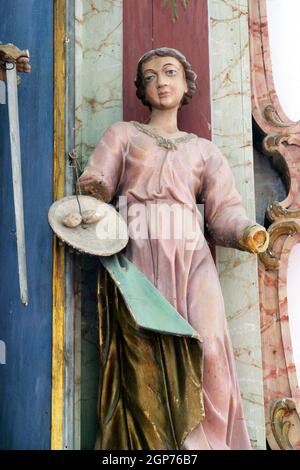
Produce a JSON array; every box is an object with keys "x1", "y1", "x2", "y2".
[{"x1": 134, "y1": 47, "x2": 197, "y2": 110}]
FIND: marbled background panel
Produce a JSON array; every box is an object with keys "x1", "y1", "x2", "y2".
[
  {"x1": 75, "y1": 0, "x2": 123, "y2": 167},
  {"x1": 74, "y1": 0, "x2": 123, "y2": 449},
  {"x1": 209, "y1": 0, "x2": 265, "y2": 449}
]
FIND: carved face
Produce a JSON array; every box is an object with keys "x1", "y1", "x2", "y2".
[{"x1": 141, "y1": 55, "x2": 188, "y2": 111}]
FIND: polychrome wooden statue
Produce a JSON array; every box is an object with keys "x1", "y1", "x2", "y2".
[{"x1": 78, "y1": 47, "x2": 268, "y2": 450}]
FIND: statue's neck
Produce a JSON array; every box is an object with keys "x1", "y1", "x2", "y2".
[{"x1": 147, "y1": 108, "x2": 179, "y2": 135}]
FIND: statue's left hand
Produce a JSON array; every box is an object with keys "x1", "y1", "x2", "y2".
[{"x1": 238, "y1": 224, "x2": 269, "y2": 254}]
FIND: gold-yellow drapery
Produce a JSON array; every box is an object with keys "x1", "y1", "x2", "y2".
[{"x1": 96, "y1": 264, "x2": 205, "y2": 450}]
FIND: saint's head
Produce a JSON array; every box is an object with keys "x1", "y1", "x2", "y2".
[{"x1": 135, "y1": 47, "x2": 197, "y2": 111}]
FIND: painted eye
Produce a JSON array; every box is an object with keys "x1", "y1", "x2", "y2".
[
  {"x1": 166, "y1": 69, "x2": 177, "y2": 76},
  {"x1": 144, "y1": 75, "x2": 155, "y2": 83}
]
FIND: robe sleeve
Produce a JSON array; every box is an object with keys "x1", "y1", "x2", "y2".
[
  {"x1": 77, "y1": 122, "x2": 128, "y2": 203},
  {"x1": 199, "y1": 140, "x2": 254, "y2": 248}
]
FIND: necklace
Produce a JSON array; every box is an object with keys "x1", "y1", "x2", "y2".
[{"x1": 131, "y1": 121, "x2": 196, "y2": 150}]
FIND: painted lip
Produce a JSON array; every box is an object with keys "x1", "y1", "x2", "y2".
[{"x1": 158, "y1": 92, "x2": 171, "y2": 98}]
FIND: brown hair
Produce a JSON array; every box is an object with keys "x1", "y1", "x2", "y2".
[{"x1": 134, "y1": 47, "x2": 197, "y2": 110}]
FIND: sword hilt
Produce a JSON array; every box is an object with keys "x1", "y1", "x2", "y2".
[
  {"x1": 0, "y1": 44, "x2": 30, "y2": 85},
  {"x1": 0, "y1": 43, "x2": 30, "y2": 63}
]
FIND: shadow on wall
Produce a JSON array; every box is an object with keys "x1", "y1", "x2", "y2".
[{"x1": 252, "y1": 120, "x2": 287, "y2": 226}]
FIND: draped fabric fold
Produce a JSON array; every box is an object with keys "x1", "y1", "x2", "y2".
[{"x1": 95, "y1": 257, "x2": 204, "y2": 450}]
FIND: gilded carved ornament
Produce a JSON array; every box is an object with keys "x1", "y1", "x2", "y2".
[
  {"x1": 250, "y1": 0, "x2": 300, "y2": 450},
  {"x1": 266, "y1": 202, "x2": 300, "y2": 223},
  {"x1": 264, "y1": 104, "x2": 292, "y2": 128},
  {"x1": 271, "y1": 398, "x2": 300, "y2": 450},
  {"x1": 259, "y1": 219, "x2": 300, "y2": 270}
]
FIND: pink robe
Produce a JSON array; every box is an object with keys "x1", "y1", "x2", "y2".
[{"x1": 78, "y1": 121, "x2": 253, "y2": 450}]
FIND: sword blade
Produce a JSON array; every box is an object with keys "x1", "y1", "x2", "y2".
[
  {"x1": 6, "y1": 65, "x2": 28, "y2": 305},
  {"x1": 0, "y1": 81, "x2": 5, "y2": 104}
]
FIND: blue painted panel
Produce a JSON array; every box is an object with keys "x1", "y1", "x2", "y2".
[{"x1": 0, "y1": 0, "x2": 53, "y2": 449}]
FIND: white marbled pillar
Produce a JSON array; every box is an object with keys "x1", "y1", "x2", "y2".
[
  {"x1": 75, "y1": 0, "x2": 123, "y2": 167},
  {"x1": 74, "y1": 0, "x2": 123, "y2": 449},
  {"x1": 209, "y1": 0, "x2": 265, "y2": 449}
]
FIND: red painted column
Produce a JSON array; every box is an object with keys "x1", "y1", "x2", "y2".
[
  {"x1": 152, "y1": 0, "x2": 211, "y2": 138},
  {"x1": 123, "y1": 0, "x2": 211, "y2": 139},
  {"x1": 123, "y1": 0, "x2": 153, "y2": 123}
]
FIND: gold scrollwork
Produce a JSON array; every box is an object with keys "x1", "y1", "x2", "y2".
[
  {"x1": 263, "y1": 132, "x2": 300, "y2": 154},
  {"x1": 267, "y1": 201, "x2": 300, "y2": 222},
  {"x1": 259, "y1": 219, "x2": 300, "y2": 270},
  {"x1": 264, "y1": 105, "x2": 292, "y2": 128},
  {"x1": 263, "y1": 133, "x2": 290, "y2": 153},
  {"x1": 270, "y1": 398, "x2": 300, "y2": 450}
]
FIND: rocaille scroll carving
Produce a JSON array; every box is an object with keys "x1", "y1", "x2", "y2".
[
  {"x1": 266, "y1": 202, "x2": 300, "y2": 223},
  {"x1": 249, "y1": 0, "x2": 300, "y2": 450},
  {"x1": 271, "y1": 398, "x2": 300, "y2": 450},
  {"x1": 264, "y1": 105, "x2": 291, "y2": 128},
  {"x1": 259, "y1": 219, "x2": 300, "y2": 270}
]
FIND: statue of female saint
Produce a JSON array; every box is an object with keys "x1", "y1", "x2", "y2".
[{"x1": 78, "y1": 47, "x2": 268, "y2": 450}]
